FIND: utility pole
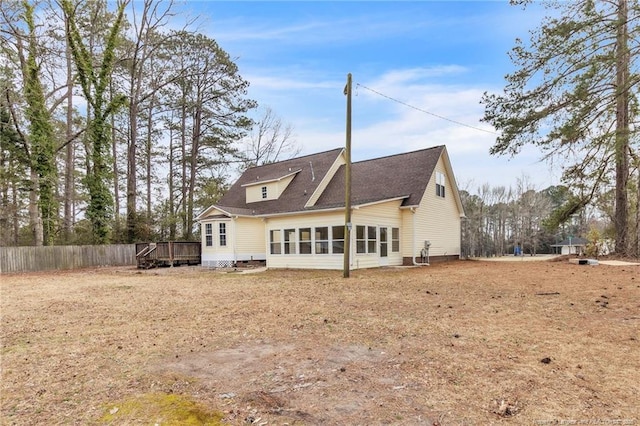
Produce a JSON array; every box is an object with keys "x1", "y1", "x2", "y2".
[{"x1": 343, "y1": 73, "x2": 352, "y2": 278}]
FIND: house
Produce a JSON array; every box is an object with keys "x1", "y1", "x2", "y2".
[
  {"x1": 551, "y1": 237, "x2": 588, "y2": 255},
  {"x1": 196, "y1": 145, "x2": 465, "y2": 269}
]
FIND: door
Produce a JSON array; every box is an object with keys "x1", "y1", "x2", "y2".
[{"x1": 379, "y1": 226, "x2": 388, "y2": 266}]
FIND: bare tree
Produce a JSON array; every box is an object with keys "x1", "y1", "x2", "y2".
[{"x1": 243, "y1": 106, "x2": 299, "y2": 168}]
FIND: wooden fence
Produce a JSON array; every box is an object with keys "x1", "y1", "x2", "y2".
[{"x1": 0, "y1": 244, "x2": 136, "y2": 274}]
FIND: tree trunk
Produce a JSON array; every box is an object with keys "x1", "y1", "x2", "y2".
[
  {"x1": 29, "y1": 169, "x2": 43, "y2": 246},
  {"x1": 63, "y1": 16, "x2": 74, "y2": 243},
  {"x1": 614, "y1": 0, "x2": 630, "y2": 256}
]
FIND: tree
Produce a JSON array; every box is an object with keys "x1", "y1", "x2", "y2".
[
  {"x1": 243, "y1": 106, "x2": 300, "y2": 168},
  {"x1": 62, "y1": 0, "x2": 128, "y2": 244},
  {"x1": 164, "y1": 31, "x2": 256, "y2": 240},
  {"x1": 22, "y1": 1, "x2": 59, "y2": 246},
  {"x1": 482, "y1": 0, "x2": 640, "y2": 256}
]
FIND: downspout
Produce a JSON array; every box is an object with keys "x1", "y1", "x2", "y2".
[
  {"x1": 412, "y1": 207, "x2": 430, "y2": 266},
  {"x1": 232, "y1": 216, "x2": 238, "y2": 266}
]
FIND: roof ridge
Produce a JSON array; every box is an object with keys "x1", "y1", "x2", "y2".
[
  {"x1": 352, "y1": 145, "x2": 444, "y2": 165},
  {"x1": 244, "y1": 147, "x2": 343, "y2": 171}
]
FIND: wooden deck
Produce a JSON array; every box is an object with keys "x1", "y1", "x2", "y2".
[{"x1": 135, "y1": 242, "x2": 201, "y2": 269}]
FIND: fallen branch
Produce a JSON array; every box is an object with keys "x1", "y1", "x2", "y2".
[{"x1": 535, "y1": 292, "x2": 560, "y2": 296}]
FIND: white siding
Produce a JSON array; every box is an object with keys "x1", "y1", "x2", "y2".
[
  {"x1": 201, "y1": 214, "x2": 266, "y2": 267},
  {"x1": 245, "y1": 174, "x2": 296, "y2": 204},
  {"x1": 402, "y1": 155, "x2": 462, "y2": 259},
  {"x1": 234, "y1": 217, "x2": 266, "y2": 261}
]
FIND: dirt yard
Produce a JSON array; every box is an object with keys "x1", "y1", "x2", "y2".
[{"x1": 1, "y1": 260, "x2": 639, "y2": 425}]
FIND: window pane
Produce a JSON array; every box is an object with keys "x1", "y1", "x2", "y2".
[
  {"x1": 299, "y1": 228, "x2": 311, "y2": 241},
  {"x1": 332, "y1": 240, "x2": 344, "y2": 254},
  {"x1": 392, "y1": 227, "x2": 399, "y2": 240},
  {"x1": 206, "y1": 235, "x2": 212, "y2": 247},
  {"x1": 356, "y1": 241, "x2": 366, "y2": 253},
  {"x1": 315, "y1": 227, "x2": 328, "y2": 240},
  {"x1": 368, "y1": 240, "x2": 377, "y2": 253},
  {"x1": 315, "y1": 241, "x2": 329, "y2": 254},
  {"x1": 300, "y1": 242, "x2": 312, "y2": 254},
  {"x1": 356, "y1": 225, "x2": 365, "y2": 239},
  {"x1": 367, "y1": 226, "x2": 376, "y2": 240},
  {"x1": 205, "y1": 223, "x2": 212, "y2": 235},
  {"x1": 332, "y1": 226, "x2": 344, "y2": 240},
  {"x1": 380, "y1": 227, "x2": 387, "y2": 242}
]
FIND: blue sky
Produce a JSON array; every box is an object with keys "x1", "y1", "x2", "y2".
[{"x1": 183, "y1": 1, "x2": 558, "y2": 191}]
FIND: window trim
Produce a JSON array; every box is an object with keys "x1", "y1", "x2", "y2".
[
  {"x1": 299, "y1": 227, "x2": 312, "y2": 254},
  {"x1": 284, "y1": 228, "x2": 296, "y2": 254},
  {"x1": 331, "y1": 225, "x2": 345, "y2": 254},
  {"x1": 391, "y1": 227, "x2": 400, "y2": 252},
  {"x1": 269, "y1": 229, "x2": 282, "y2": 254},
  {"x1": 315, "y1": 226, "x2": 329, "y2": 255}
]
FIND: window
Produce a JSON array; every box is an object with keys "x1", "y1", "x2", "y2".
[
  {"x1": 332, "y1": 226, "x2": 345, "y2": 254},
  {"x1": 379, "y1": 227, "x2": 388, "y2": 257},
  {"x1": 205, "y1": 223, "x2": 213, "y2": 247},
  {"x1": 219, "y1": 223, "x2": 227, "y2": 246},
  {"x1": 299, "y1": 228, "x2": 312, "y2": 254},
  {"x1": 261, "y1": 186, "x2": 267, "y2": 199},
  {"x1": 314, "y1": 227, "x2": 329, "y2": 254},
  {"x1": 270, "y1": 229, "x2": 282, "y2": 254},
  {"x1": 436, "y1": 171, "x2": 445, "y2": 198},
  {"x1": 356, "y1": 225, "x2": 366, "y2": 253},
  {"x1": 284, "y1": 229, "x2": 296, "y2": 254},
  {"x1": 367, "y1": 226, "x2": 377, "y2": 253},
  {"x1": 392, "y1": 227, "x2": 400, "y2": 252}
]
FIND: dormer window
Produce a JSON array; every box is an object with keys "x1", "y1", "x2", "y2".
[{"x1": 261, "y1": 186, "x2": 267, "y2": 199}]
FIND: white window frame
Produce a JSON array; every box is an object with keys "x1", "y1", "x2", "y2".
[
  {"x1": 219, "y1": 222, "x2": 227, "y2": 247},
  {"x1": 270, "y1": 229, "x2": 282, "y2": 254},
  {"x1": 205, "y1": 223, "x2": 213, "y2": 247}
]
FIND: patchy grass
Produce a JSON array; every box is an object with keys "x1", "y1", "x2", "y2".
[
  {"x1": 100, "y1": 393, "x2": 224, "y2": 425},
  {"x1": 1, "y1": 261, "x2": 639, "y2": 425}
]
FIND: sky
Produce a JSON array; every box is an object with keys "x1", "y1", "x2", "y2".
[{"x1": 181, "y1": 1, "x2": 559, "y2": 192}]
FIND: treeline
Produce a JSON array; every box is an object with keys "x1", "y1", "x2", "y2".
[
  {"x1": 459, "y1": 178, "x2": 634, "y2": 258},
  {"x1": 1, "y1": 0, "x2": 263, "y2": 246}
]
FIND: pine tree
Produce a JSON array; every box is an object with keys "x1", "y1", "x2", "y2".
[{"x1": 482, "y1": 0, "x2": 640, "y2": 256}]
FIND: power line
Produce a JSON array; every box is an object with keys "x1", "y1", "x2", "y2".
[{"x1": 355, "y1": 83, "x2": 497, "y2": 136}]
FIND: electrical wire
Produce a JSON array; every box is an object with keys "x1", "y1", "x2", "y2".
[{"x1": 355, "y1": 83, "x2": 498, "y2": 136}]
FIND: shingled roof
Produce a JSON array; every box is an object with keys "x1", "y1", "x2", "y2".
[
  {"x1": 315, "y1": 145, "x2": 444, "y2": 209},
  {"x1": 206, "y1": 145, "x2": 447, "y2": 218},
  {"x1": 213, "y1": 148, "x2": 344, "y2": 216}
]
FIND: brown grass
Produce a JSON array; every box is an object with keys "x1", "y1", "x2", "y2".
[{"x1": 1, "y1": 260, "x2": 639, "y2": 425}]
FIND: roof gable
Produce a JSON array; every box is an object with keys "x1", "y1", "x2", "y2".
[
  {"x1": 315, "y1": 146, "x2": 445, "y2": 208},
  {"x1": 213, "y1": 148, "x2": 344, "y2": 215}
]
